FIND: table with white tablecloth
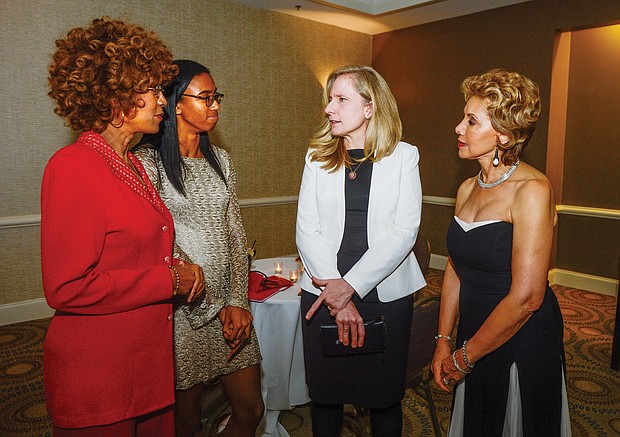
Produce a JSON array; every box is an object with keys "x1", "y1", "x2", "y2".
[{"x1": 250, "y1": 257, "x2": 310, "y2": 437}]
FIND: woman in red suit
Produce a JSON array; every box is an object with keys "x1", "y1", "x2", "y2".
[{"x1": 41, "y1": 17, "x2": 205, "y2": 436}]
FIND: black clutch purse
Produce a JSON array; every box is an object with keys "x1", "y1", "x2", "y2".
[{"x1": 320, "y1": 315, "x2": 387, "y2": 356}]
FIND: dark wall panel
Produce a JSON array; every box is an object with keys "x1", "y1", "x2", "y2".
[
  {"x1": 372, "y1": 0, "x2": 620, "y2": 277},
  {"x1": 563, "y1": 25, "x2": 620, "y2": 209},
  {"x1": 557, "y1": 215, "x2": 620, "y2": 278},
  {"x1": 419, "y1": 203, "x2": 455, "y2": 257}
]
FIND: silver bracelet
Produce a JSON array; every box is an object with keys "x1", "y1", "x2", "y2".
[
  {"x1": 452, "y1": 350, "x2": 471, "y2": 375},
  {"x1": 434, "y1": 334, "x2": 453, "y2": 342},
  {"x1": 462, "y1": 340, "x2": 475, "y2": 370}
]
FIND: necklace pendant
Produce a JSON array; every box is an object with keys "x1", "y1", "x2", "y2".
[{"x1": 348, "y1": 171, "x2": 357, "y2": 180}]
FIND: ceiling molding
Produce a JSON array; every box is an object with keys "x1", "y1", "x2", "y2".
[
  {"x1": 230, "y1": 0, "x2": 531, "y2": 35},
  {"x1": 310, "y1": 0, "x2": 436, "y2": 16}
]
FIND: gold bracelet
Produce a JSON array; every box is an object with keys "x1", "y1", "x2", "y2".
[
  {"x1": 434, "y1": 334, "x2": 453, "y2": 342},
  {"x1": 168, "y1": 265, "x2": 180, "y2": 296}
]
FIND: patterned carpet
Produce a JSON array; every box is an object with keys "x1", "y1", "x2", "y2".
[{"x1": 1, "y1": 269, "x2": 618, "y2": 436}]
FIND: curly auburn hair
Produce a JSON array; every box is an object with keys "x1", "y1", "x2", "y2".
[
  {"x1": 460, "y1": 68, "x2": 541, "y2": 166},
  {"x1": 48, "y1": 17, "x2": 178, "y2": 132}
]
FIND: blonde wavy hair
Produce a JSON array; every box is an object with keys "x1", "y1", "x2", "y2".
[
  {"x1": 48, "y1": 17, "x2": 178, "y2": 132},
  {"x1": 461, "y1": 68, "x2": 541, "y2": 166},
  {"x1": 309, "y1": 65, "x2": 402, "y2": 172}
]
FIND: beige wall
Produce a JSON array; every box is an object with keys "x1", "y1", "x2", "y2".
[
  {"x1": 372, "y1": 0, "x2": 620, "y2": 279},
  {"x1": 0, "y1": 0, "x2": 371, "y2": 305}
]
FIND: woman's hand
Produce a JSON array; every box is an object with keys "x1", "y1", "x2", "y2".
[
  {"x1": 432, "y1": 341, "x2": 466, "y2": 392},
  {"x1": 305, "y1": 277, "x2": 356, "y2": 320},
  {"x1": 433, "y1": 259, "x2": 462, "y2": 392},
  {"x1": 432, "y1": 340, "x2": 454, "y2": 392},
  {"x1": 335, "y1": 301, "x2": 365, "y2": 348},
  {"x1": 172, "y1": 262, "x2": 205, "y2": 303},
  {"x1": 218, "y1": 306, "x2": 253, "y2": 361}
]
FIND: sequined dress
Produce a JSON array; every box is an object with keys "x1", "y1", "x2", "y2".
[{"x1": 136, "y1": 147, "x2": 261, "y2": 389}]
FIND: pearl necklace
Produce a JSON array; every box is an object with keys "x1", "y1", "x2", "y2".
[{"x1": 477, "y1": 160, "x2": 520, "y2": 189}]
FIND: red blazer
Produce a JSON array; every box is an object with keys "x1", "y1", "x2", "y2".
[{"x1": 41, "y1": 132, "x2": 176, "y2": 428}]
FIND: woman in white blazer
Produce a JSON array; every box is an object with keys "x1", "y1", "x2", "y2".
[{"x1": 296, "y1": 65, "x2": 425, "y2": 436}]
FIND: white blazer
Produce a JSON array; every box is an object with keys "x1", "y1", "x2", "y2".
[{"x1": 296, "y1": 141, "x2": 426, "y2": 303}]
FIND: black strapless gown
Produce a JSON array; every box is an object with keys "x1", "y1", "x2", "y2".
[{"x1": 446, "y1": 217, "x2": 570, "y2": 437}]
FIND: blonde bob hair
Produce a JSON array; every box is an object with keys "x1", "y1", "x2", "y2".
[
  {"x1": 460, "y1": 68, "x2": 541, "y2": 166},
  {"x1": 309, "y1": 65, "x2": 402, "y2": 172}
]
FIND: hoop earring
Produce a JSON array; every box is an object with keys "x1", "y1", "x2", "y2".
[
  {"x1": 492, "y1": 147, "x2": 500, "y2": 167},
  {"x1": 110, "y1": 113, "x2": 125, "y2": 129}
]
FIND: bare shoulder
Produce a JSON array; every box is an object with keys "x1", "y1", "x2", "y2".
[
  {"x1": 514, "y1": 163, "x2": 553, "y2": 202},
  {"x1": 512, "y1": 163, "x2": 556, "y2": 222}
]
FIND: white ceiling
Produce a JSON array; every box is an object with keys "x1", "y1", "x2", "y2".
[{"x1": 229, "y1": 0, "x2": 531, "y2": 35}]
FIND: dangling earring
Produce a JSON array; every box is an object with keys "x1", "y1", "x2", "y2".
[
  {"x1": 492, "y1": 147, "x2": 500, "y2": 167},
  {"x1": 110, "y1": 113, "x2": 125, "y2": 129}
]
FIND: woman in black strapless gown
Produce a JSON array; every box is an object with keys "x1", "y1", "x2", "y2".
[{"x1": 432, "y1": 69, "x2": 571, "y2": 436}]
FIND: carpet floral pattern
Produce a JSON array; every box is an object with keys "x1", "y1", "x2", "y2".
[
  {"x1": 0, "y1": 319, "x2": 49, "y2": 437},
  {"x1": 1, "y1": 269, "x2": 618, "y2": 436}
]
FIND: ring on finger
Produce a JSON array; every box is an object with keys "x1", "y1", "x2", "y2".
[{"x1": 442, "y1": 377, "x2": 450, "y2": 386}]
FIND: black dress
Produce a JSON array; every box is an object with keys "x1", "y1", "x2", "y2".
[
  {"x1": 446, "y1": 217, "x2": 570, "y2": 436},
  {"x1": 301, "y1": 149, "x2": 414, "y2": 409}
]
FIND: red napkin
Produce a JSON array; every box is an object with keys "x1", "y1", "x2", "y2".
[{"x1": 248, "y1": 271, "x2": 294, "y2": 302}]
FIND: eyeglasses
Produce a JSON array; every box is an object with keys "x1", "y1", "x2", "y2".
[
  {"x1": 181, "y1": 92, "x2": 224, "y2": 107},
  {"x1": 147, "y1": 85, "x2": 165, "y2": 97}
]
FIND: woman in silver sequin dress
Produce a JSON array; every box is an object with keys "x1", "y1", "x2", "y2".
[{"x1": 135, "y1": 60, "x2": 263, "y2": 437}]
